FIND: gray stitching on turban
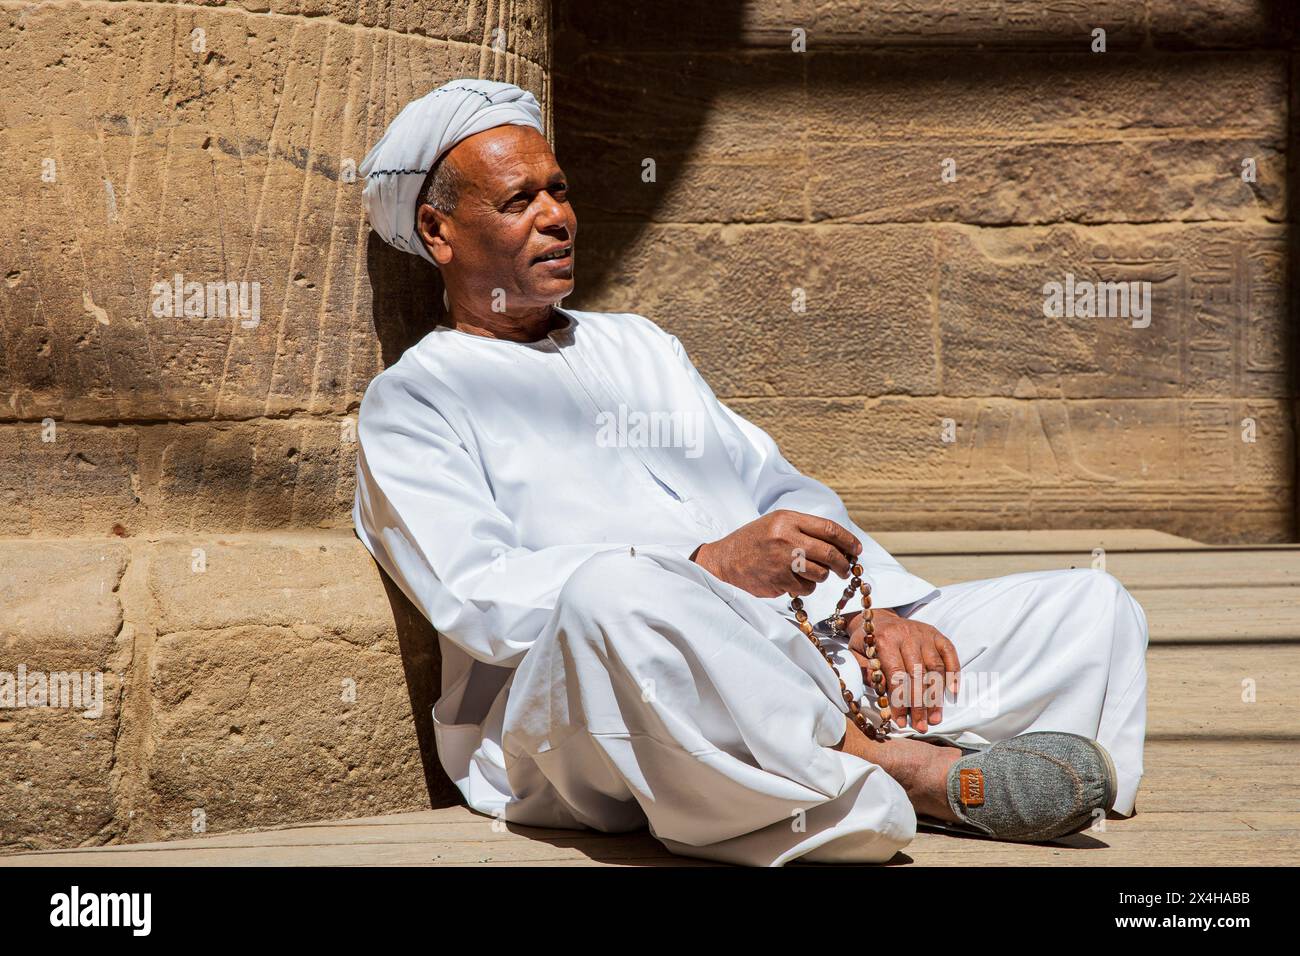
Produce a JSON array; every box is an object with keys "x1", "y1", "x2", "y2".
[{"x1": 360, "y1": 79, "x2": 545, "y2": 267}]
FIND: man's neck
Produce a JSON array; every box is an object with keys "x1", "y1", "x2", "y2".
[{"x1": 445, "y1": 299, "x2": 560, "y2": 343}]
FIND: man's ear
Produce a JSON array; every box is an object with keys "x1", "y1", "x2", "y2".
[{"x1": 416, "y1": 203, "x2": 453, "y2": 267}]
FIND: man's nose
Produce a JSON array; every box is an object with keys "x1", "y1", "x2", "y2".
[{"x1": 534, "y1": 192, "x2": 572, "y2": 234}]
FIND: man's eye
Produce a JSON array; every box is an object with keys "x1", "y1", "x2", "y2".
[{"x1": 504, "y1": 186, "x2": 567, "y2": 211}]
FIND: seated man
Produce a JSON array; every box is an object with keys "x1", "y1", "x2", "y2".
[{"x1": 353, "y1": 79, "x2": 1149, "y2": 867}]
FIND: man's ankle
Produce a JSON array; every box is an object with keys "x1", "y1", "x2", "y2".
[{"x1": 833, "y1": 718, "x2": 961, "y2": 821}]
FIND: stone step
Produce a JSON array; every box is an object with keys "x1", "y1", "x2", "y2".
[{"x1": 871, "y1": 529, "x2": 1210, "y2": 553}]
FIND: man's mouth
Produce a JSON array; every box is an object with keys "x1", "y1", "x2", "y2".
[{"x1": 532, "y1": 244, "x2": 573, "y2": 265}]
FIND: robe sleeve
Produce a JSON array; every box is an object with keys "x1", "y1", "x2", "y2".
[
  {"x1": 665, "y1": 332, "x2": 939, "y2": 623},
  {"x1": 352, "y1": 371, "x2": 699, "y2": 668}
]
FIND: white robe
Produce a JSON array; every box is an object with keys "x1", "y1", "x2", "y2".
[{"x1": 352, "y1": 307, "x2": 1148, "y2": 866}]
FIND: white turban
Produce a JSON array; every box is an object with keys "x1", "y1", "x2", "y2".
[{"x1": 360, "y1": 79, "x2": 545, "y2": 266}]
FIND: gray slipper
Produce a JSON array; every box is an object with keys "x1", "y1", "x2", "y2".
[{"x1": 914, "y1": 731, "x2": 1118, "y2": 843}]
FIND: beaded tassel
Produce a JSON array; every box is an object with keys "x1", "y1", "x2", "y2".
[{"x1": 790, "y1": 556, "x2": 893, "y2": 741}]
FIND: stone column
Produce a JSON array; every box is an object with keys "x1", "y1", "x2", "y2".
[{"x1": 0, "y1": 0, "x2": 550, "y2": 850}]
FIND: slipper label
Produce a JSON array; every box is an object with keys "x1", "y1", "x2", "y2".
[{"x1": 959, "y1": 768, "x2": 985, "y2": 806}]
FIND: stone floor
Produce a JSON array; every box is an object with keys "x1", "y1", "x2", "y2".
[{"x1": 4, "y1": 529, "x2": 1297, "y2": 866}]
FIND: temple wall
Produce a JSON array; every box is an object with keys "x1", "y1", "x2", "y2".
[
  {"x1": 0, "y1": 0, "x2": 550, "y2": 850},
  {"x1": 556, "y1": 0, "x2": 1296, "y2": 544}
]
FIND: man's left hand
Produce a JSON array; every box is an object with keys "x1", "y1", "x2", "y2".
[{"x1": 845, "y1": 608, "x2": 960, "y2": 733}]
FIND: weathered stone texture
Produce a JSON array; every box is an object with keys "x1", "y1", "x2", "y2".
[
  {"x1": 148, "y1": 534, "x2": 390, "y2": 642},
  {"x1": 146, "y1": 624, "x2": 426, "y2": 841},
  {"x1": 1, "y1": 0, "x2": 548, "y2": 426},
  {"x1": 557, "y1": 4, "x2": 1295, "y2": 544},
  {"x1": 0, "y1": 417, "x2": 359, "y2": 536},
  {"x1": 1, "y1": 532, "x2": 445, "y2": 850},
  {"x1": 564, "y1": 51, "x2": 1284, "y2": 225},
  {"x1": 0, "y1": 0, "x2": 547, "y2": 849},
  {"x1": 0, "y1": 542, "x2": 129, "y2": 849},
  {"x1": 556, "y1": 0, "x2": 1294, "y2": 51}
]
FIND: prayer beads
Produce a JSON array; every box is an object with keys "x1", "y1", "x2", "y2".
[{"x1": 789, "y1": 557, "x2": 893, "y2": 741}]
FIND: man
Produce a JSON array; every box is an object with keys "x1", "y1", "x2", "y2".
[{"x1": 353, "y1": 79, "x2": 1149, "y2": 866}]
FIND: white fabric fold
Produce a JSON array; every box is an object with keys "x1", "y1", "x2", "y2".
[{"x1": 352, "y1": 307, "x2": 1148, "y2": 865}]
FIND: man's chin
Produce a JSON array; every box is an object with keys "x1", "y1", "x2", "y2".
[{"x1": 524, "y1": 277, "x2": 575, "y2": 305}]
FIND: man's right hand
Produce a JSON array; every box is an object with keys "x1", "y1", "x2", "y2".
[{"x1": 691, "y1": 509, "x2": 862, "y2": 598}]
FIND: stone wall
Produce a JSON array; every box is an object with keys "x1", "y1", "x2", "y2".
[
  {"x1": 555, "y1": 0, "x2": 1297, "y2": 543},
  {"x1": 1, "y1": 0, "x2": 549, "y2": 535},
  {"x1": 0, "y1": 0, "x2": 549, "y2": 850},
  {"x1": 0, "y1": 531, "x2": 441, "y2": 850}
]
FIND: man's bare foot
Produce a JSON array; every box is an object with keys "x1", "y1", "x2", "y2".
[{"x1": 832, "y1": 716, "x2": 963, "y2": 823}]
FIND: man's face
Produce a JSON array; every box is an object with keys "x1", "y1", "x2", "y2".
[{"x1": 419, "y1": 125, "x2": 576, "y2": 310}]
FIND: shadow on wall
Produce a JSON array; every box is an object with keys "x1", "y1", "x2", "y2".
[
  {"x1": 373, "y1": 566, "x2": 461, "y2": 807},
  {"x1": 365, "y1": 233, "x2": 445, "y2": 368},
  {"x1": 1280, "y1": 0, "x2": 1300, "y2": 496},
  {"x1": 552, "y1": 0, "x2": 743, "y2": 299},
  {"x1": 553, "y1": 0, "x2": 1300, "y2": 545}
]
